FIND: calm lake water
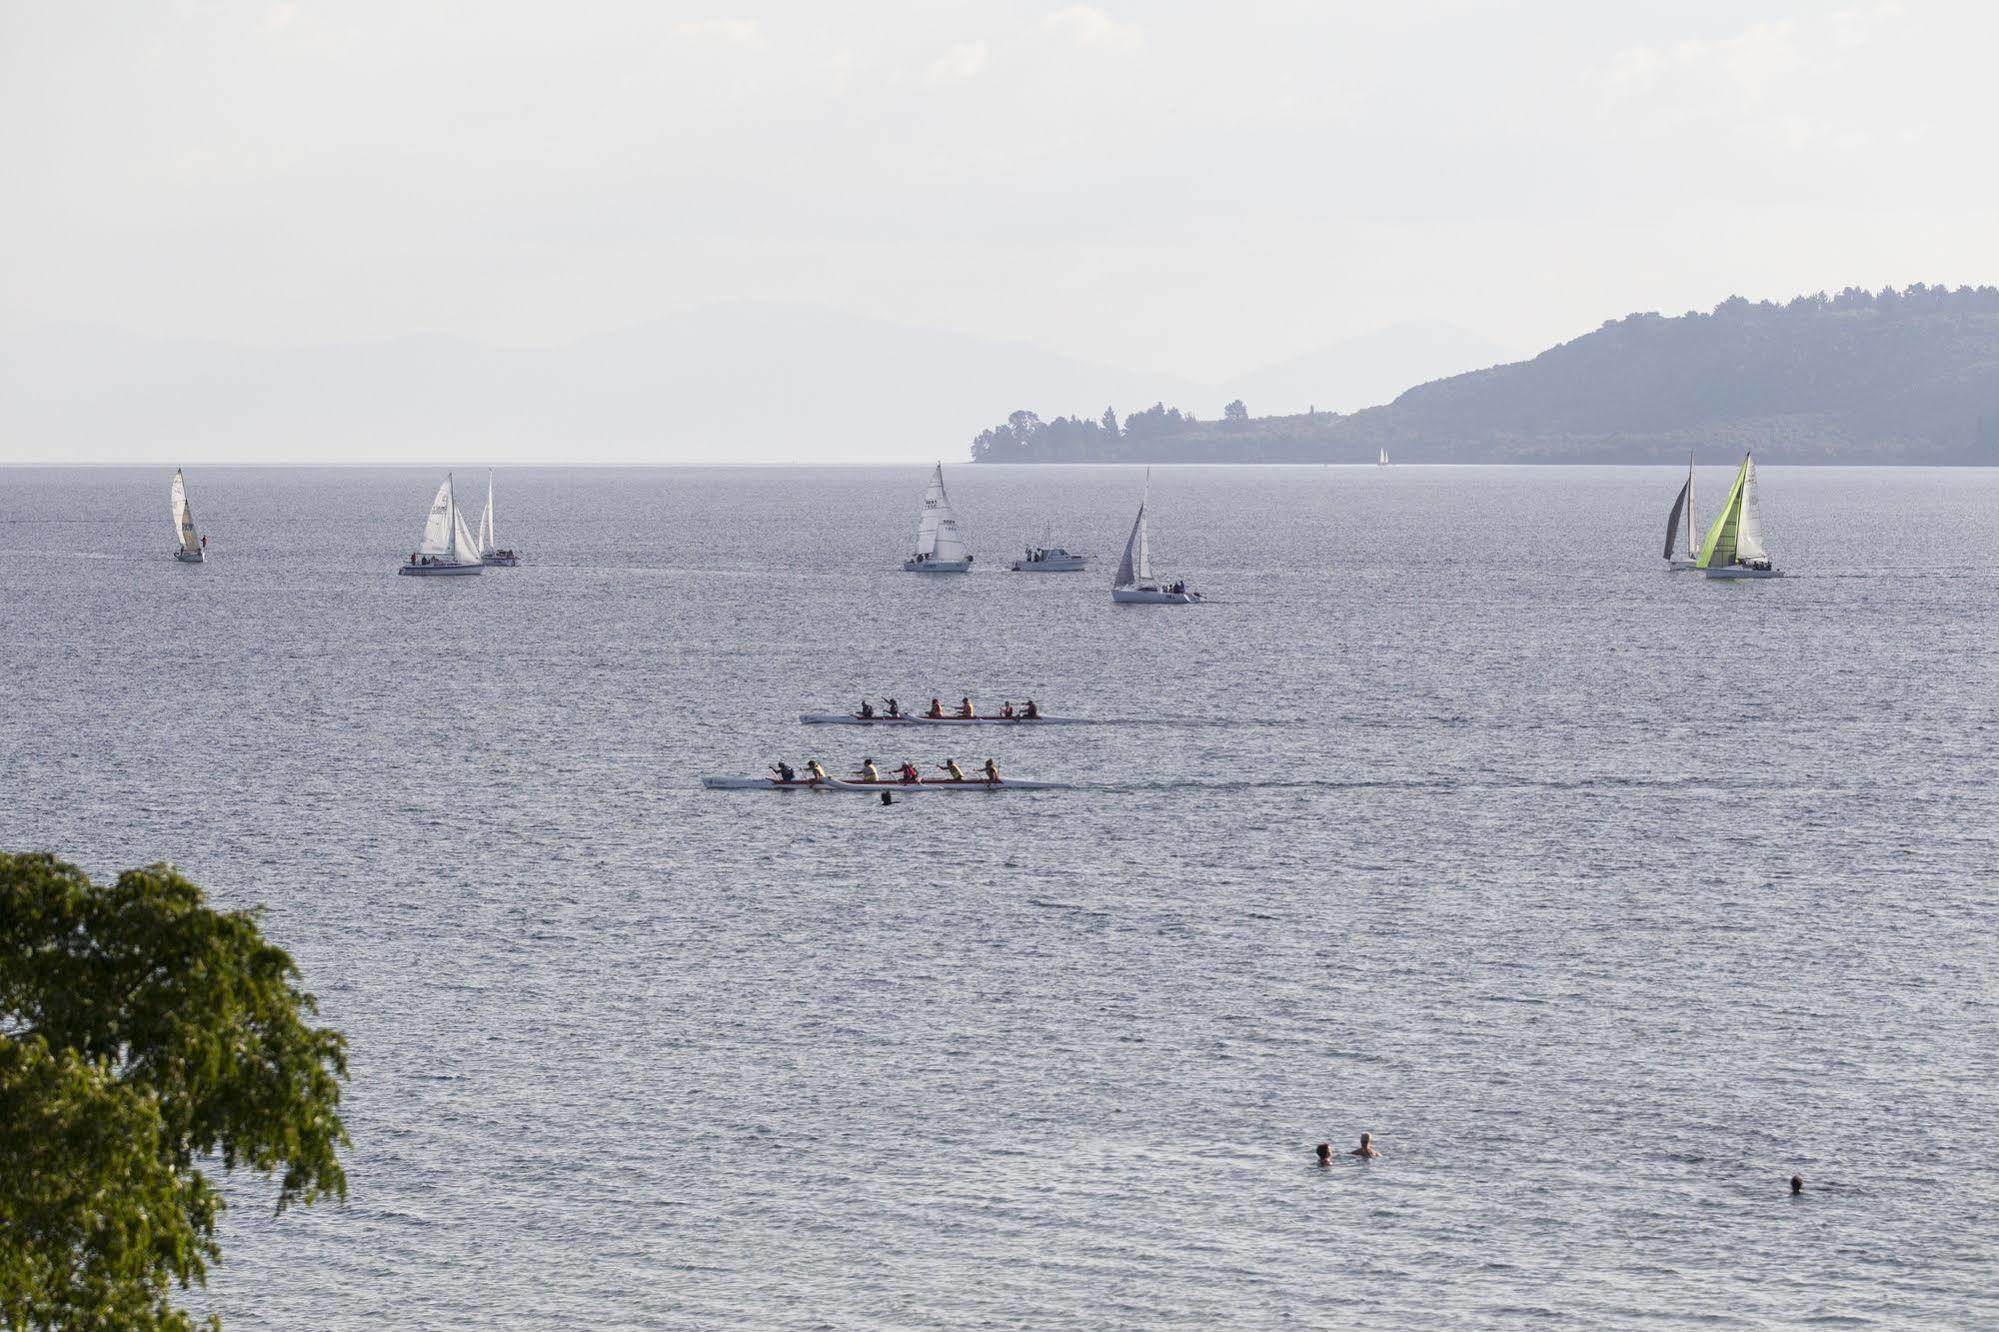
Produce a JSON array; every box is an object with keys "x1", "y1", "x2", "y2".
[{"x1": 4, "y1": 464, "x2": 1997, "y2": 1328}]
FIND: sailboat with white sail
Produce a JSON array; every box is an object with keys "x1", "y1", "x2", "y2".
[
  {"x1": 1111, "y1": 472, "x2": 1201, "y2": 604},
  {"x1": 1378, "y1": 447, "x2": 1390, "y2": 467},
  {"x1": 1696, "y1": 452, "x2": 1781, "y2": 579},
  {"x1": 170, "y1": 469, "x2": 205, "y2": 563},
  {"x1": 1663, "y1": 453, "x2": 1699, "y2": 571},
  {"x1": 478, "y1": 469, "x2": 518, "y2": 566},
  {"x1": 903, "y1": 463, "x2": 973, "y2": 572},
  {"x1": 398, "y1": 472, "x2": 484, "y2": 576}
]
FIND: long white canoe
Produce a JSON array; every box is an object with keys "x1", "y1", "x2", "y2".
[
  {"x1": 799, "y1": 712, "x2": 1082, "y2": 726},
  {"x1": 701, "y1": 775, "x2": 1070, "y2": 792}
]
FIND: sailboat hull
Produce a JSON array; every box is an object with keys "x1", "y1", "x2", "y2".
[
  {"x1": 1704, "y1": 565, "x2": 1782, "y2": 579},
  {"x1": 1666, "y1": 559, "x2": 1701, "y2": 572},
  {"x1": 173, "y1": 549, "x2": 205, "y2": 563},
  {"x1": 398, "y1": 561, "x2": 483, "y2": 576},
  {"x1": 903, "y1": 558, "x2": 972, "y2": 573},
  {"x1": 1113, "y1": 586, "x2": 1201, "y2": 604},
  {"x1": 482, "y1": 553, "x2": 519, "y2": 567}
]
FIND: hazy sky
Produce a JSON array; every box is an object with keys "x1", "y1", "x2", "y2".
[{"x1": 3, "y1": 0, "x2": 1994, "y2": 378}]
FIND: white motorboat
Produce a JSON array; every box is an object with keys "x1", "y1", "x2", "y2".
[
  {"x1": 478, "y1": 469, "x2": 519, "y2": 566},
  {"x1": 170, "y1": 469, "x2": 206, "y2": 562},
  {"x1": 1698, "y1": 452, "x2": 1782, "y2": 579},
  {"x1": 1009, "y1": 545, "x2": 1090, "y2": 572},
  {"x1": 903, "y1": 463, "x2": 973, "y2": 572},
  {"x1": 1111, "y1": 472, "x2": 1201, "y2": 604},
  {"x1": 398, "y1": 473, "x2": 484, "y2": 576},
  {"x1": 1664, "y1": 453, "x2": 1700, "y2": 571}
]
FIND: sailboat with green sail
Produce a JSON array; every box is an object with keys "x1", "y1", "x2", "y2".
[{"x1": 1696, "y1": 452, "x2": 1781, "y2": 579}]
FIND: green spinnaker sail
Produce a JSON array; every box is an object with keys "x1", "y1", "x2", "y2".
[{"x1": 1696, "y1": 456, "x2": 1749, "y2": 569}]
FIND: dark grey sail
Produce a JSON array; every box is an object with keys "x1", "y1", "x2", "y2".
[{"x1": 1663, "y1": 478, "x2": 1690, "y2": 560}]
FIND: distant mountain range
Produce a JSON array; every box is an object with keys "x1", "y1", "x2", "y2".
[
  {"x1": 0, "y1": 305, "x2": 1508, "y2": 465},
  {"x1": 970, "y1": 285, "x2": 1999, "y2": 465}
]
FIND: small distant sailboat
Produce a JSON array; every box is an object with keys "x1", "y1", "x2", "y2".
[
  {"x1": 478, "y1": 469, "x2": 518, "y2": 566},
  {"x1": 170, "y1": 468, "x2": 205, "y2": 563},
  {"x1": 1378, "y1": 447, "x2": 1390, "y2": 467},
  {"x1": 1697, "y1": 452, "x2": 1781, "y2": 579},
  {"x1": 1111, "y1": 472, "x2": 1201, "y2": 604},
  {"x1": 1663, "y1": 453, "x2": 1699, "y2": 571},
  {"x1": 903, "y1": 463, "x2": 973, "y2": 572},
  {"x1": 398, "y1": 472, "x2": 484, "y2": 576}
]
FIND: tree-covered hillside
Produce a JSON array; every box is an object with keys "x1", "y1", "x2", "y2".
[{"x1": 970, "y1": 285, "x2": 1999, "y2": 463}]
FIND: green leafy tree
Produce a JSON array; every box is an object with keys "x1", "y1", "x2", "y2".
[
  {"x1": 1223, "y1": 398, "x2": 1248, "y2": 423},
  {"x1": 0, "y1": 854, "x2": 348, "y2": 1331}
]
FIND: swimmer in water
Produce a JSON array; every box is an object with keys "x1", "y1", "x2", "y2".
[
  {"x1": 1315, "y1": 1143, "x2": 1332, "y2": 1167},
  {"x1": 1790, "y1": 1174, "x2": 1804, "y2": 1195},
  {"x1": 1350, "y1": 1133, "x2": 1381, "y2": 1160}
]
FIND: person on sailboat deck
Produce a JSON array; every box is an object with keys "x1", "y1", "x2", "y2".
[
  {"x1": 982, "y1": 758, "x2": 1000, "y2": 783},
  {"x1": 1023, "y1": 699, "x2": 1039, "y2": 720},
  {"x1": 943, "y1": 759, "x2": 966, "y2": 782},
  {"x1": 859, "y1": 700, "x2": 875, "y2": 719},
  {"x1": 772, "y1": 762, "x2": 797, "y2": 783},
  {"x1": 928, "y1": 698, "x2": 944, "y2": 719},
  {"x1": 959, "y1": 697, "x2": 976, "y2": 719}
]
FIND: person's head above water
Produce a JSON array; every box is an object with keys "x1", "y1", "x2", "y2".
[
  {"x1": 1315, "y1": 1143, "x2": 1331, "y2": 1165},
  {"x1": 1351, "y1": 1132, "x2": 1381, "y2": 1158},
  {"x1": 1791, "y1": 1174, "x2": 1804, "y2": 1195}
]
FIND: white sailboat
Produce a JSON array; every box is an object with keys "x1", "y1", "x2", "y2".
[
  {"x1": 1697, "y1": 452, "x2": 1781, "y2": 579},
  {"x1": 398, "y1": 472, "x2": 484, "y2": 576},
  {"x1": 1111, "y1": 472, "x2": 1201, "y2": 604},
  {"x1": 478, "y1": 469, "x2": 518, "y2": 566},
  {"x1": 1663, "y1": 453, "x2": 1699, "y2": 571},
  {"x1": 1378, "y1": 447, "x2": 1390, "y2": 467},
  {"x1": 170, "y1": 468, "x2": 205, "y2": 563},
  {"x1": 903, "y1": 463, "x2": 973, "y2": 572}
]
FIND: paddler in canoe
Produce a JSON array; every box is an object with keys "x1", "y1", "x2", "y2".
[
  {"x1": 897, "y1": 761, "x2": 921, "y2": 784},
  {"x1": 805, "y1": 760, "x2": 828, "y2": 784},
  {"x1": 858, "y1": 699, "x2": 875, "y2": 719},
  {"x1": 769, "y1": 761, "x2": 798, "y2": 784},
  {"x1": 940, "y1": 758, "x2": 967, "y2": 783},
  {"x1": 859, "y1": 758, "x2": 882, "y2": 783},
  {"x1": 982, "y1": 758, "x2": 1001, "y2": 784},
  {"x1": 959, "y1": 697, "x2": 976, "y2": 719},
  {"x1": 1022, "y1": 699, "x2": 1039, "y2": 720},
  {"x1": 927, "y1": 697, "x2": 944, "y2": 719}
]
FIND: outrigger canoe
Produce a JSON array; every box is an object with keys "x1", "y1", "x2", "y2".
[
  {"x1": 799, "y1": 712, "x2": 1078, "y2": 726},
  {"x1": 700, "y1": 774, "x2": 1069, "y2": 791}
]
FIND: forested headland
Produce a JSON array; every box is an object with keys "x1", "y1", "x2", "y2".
[{"x1": 970, "y1": 285, "x2": 1999, "y2": 464}]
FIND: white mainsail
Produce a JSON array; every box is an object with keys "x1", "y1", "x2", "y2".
[
  {"x1": 171, "y1": 469, "x2": 200, "y2": 553},
  {"x1": 1114, "y1": 483, "x2": 1152, "y2": 588},
  {"x1": 1735, "y1": 454, "x2": 1767, "y2": 562},
  {"x1": 913, "y1": 464, "x2": 969, "y2": 562},
  {"x1": 419, "y1": 473, "x2": 478, "y2": 563},
  {"x1": 479, "y1": 470, "x2": 497, "y2": 556}
]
